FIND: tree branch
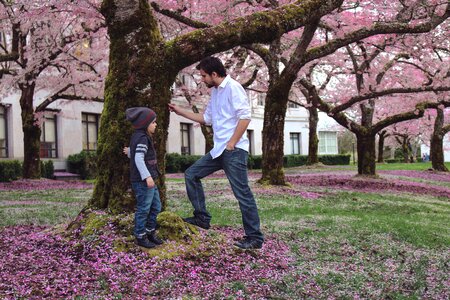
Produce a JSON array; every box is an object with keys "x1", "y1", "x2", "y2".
[
  {"x1": 165, "y1": 0, "x2": 344, "y2": 69},
  {"x1": 150, "y1": 2, "x2": 210, "y2": 29},
  {"x1": 299, "y1": 77, "x2": 364, "y2": 134},
  {"x1": 332, "y1": 86, "x2": 450, "y2": 114},
  {"x1": 372, "y1": 100, "x2": 450, "y2": 133}
]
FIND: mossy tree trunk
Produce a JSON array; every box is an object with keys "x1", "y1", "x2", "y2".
[
  {"x1": 430, "y1": 107, "x2": 449, "y2": 172},
  {"x1": 259, "y1": 22, "x2": 319, "y2": 185},
  {"x1": 91, "y1": 0, "x2": 344, "y2": 212},
  {"x1": 260, "y1": 83, "x2": 288, "y2": 185},
  {"x1": 91, "y1": 0, "x2": 175, "y2": 212},
  {"x1": 307, "y1": 107, "x2": 319, "y2": 165},
  {"x1": 20, "y1": 82, "x2": 41, "y2": 179}
]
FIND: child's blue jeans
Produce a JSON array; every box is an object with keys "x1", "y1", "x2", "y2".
[{"x1": 131, "y1": 181, "x2": 161, "y2": 238}]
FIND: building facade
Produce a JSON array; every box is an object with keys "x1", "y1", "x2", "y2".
[{"x1": 1, "y1": 89, "x2": 340, "y2": 170}]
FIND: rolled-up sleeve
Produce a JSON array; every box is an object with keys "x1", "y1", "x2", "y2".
[
  {"x1": 232, "y1": 85, "x2": 251, "y2": 120},
  {"x1": 203, "y1": 101, "x2": 213, "y2": 125}
]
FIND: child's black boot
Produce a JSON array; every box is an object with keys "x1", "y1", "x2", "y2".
[
  {"x1": 147, "y1": 229, "x2": 163, "y2": 245},
  {"x1": 136, "y1": 236, "x2": 157, "y2": 248}
]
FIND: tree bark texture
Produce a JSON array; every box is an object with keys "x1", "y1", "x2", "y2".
[
  {"x1": 260, "y1": 87, "x2": 288, "y2": 185},
  {"x1": 356, "y1": 134, "x2": 376, "y2": 176},
  {"x1": 20, "y1": 83, "x2": 41, "y2": 179},
  {"x1": 377, "y1": 131, "x2": 388, "y2": 163},
  {"x1": 307, "y1": 107, "x2": 319, "y2": 165},
  {"x1": 431, "y1": 108, "x2": 449, "y2": 172}
]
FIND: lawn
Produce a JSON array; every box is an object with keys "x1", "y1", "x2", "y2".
[{"x1": 0, "y1": 166, "x2": 449, "y2": 299}]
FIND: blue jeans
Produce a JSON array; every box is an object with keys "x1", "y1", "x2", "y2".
[
  {"x1": 185, "y1": 148, "x2": 264, "y2": 242},
  {"x1": 131, "y1": 181, "x2": 161, "y2": 238}
]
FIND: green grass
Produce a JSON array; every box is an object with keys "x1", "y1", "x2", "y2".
[
  {"x1": 165, "y1": 180, "x2": 449, "y2": 249},
  {"x1": 2, "y1": 167, "x2": 449, "y2": 298},
  {"x1": 0, "y1": 189, "x2": 90, "y2": 226},
  {"x1": 375, "y1": 161, "x2": 450, "y2": 171}
]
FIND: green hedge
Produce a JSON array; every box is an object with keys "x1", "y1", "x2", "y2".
[
  {"x1": 40, "y1": 160, "x2": 55, "y2": 179},
  {"x1": 67, "y1": 151, "x2": 97, "y2": 179},
  {"x1": 165, "y1": 153, "x2": 202, "y2": 173},
  {"x1": 318, "y1": 154, "x2": 351, "y2": 166},
  {"x1": 165, "y1": 153, "x2": 350, "y2": 172},
  {"x1": 385, "y1": 159, "x2": 402, "y2": 163},
  {"x1": 0, "y1": 160, "x2": 22, "y2": 182}
]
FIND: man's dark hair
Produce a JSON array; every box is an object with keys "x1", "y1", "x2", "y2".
[{"x1": 196, "y1": 56, "x2": 227, "y2": 77}]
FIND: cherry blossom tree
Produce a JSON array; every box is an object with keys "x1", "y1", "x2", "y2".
[
  {"x1": 148, "y1": 0, "x2": 450, "y2": 185},
  {"x1": 92, "y1": 0, "x2": 344, "y2": 211},
  {"x1": 0, "y1": 0, "x2": 107, "y2": 178},
  {"x1": 300, "y1": 31, "x2": 450, "y2": 175}
]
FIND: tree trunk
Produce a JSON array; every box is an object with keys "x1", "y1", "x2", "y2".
[
  {"x1": 259, "y1": 88, "x2": 288, "y2": 185},
  {"x1": 430, "y1": 108, "x2": 449, "y2": 172},
  {"x1": 356, "y1": 134, "x2": 377, "y2": 175},
  {"x1": 91, "y1": 0, "x2": 174, "y2": 212},
  {"x1": 192, "y1": 105, "x2": 213, "y2": 153},
  {"x1": 377, "y1": 131, "x2": 388, "y2": 163},
  {"x1": 20, "y1": 83, "x2": 41, "y2": 179},
  {"x1": 401, "y1": 138, "x2": 410, "y2": 163},
  {"x1": 307, "y1": 107, "x2": 319, "y2": 165}
]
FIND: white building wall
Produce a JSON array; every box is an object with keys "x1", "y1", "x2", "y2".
[
  {"x1": 421, "y1": 134, "x2": 450, "y2": 162},
  {"x1": 2, "y1": 90, "x2": 341, "y2": 170}
]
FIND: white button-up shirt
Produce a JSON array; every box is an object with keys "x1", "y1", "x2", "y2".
[{"x1": 203, "y1": 75, "x2": 251, "y2": 159}]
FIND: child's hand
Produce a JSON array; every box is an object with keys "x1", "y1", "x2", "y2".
[
  {"x1": 123, "y1": 147, "x2": 129, "y2": 155},
  {"x1": 146, "y1": 176, "x2": 155, "y2": 188}
]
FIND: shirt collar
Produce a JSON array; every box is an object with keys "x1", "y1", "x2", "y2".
[{"x1": 218, "y1": 75, "x2": 231, "y2": 89}]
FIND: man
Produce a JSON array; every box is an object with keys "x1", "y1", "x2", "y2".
[{"x1": 168, "y1": 56, "x2": 264, "y2": 250}]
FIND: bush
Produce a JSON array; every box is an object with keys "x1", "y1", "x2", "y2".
[
  {"x1": 249, "y1": 155, "x2": 262, "y2": 169},
  {"x1": 385, "y1": 159, "x2": 402, "y2": 163},
  {"x1": 282, "y1": 154, "x2": 350, "y2": 168},
  {"x1": 165, "y1": 153, "x2": 202, "y2": 173},
  {"x1": 283, "y1": 155, "x2": 308, "y2": 167},
  {"x1": 319, "y1": 154, "x2": 350, "y2": 165},
  {"x1": 67, "y1": 151, "x2": 98, "y2": 179},
  {"x1": 0, "y1": 160, "x2": 22, "y2": 182},
  {"x1": 165, "y1": 153, "x2": 350, "y2": 172},
  {"x1": 40, "y1": 160, "x2": 55, "y2": 179}
]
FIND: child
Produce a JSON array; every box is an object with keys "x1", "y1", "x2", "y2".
[{"x1": 124, "y1": 107, "x2": 163, "y2": 248}]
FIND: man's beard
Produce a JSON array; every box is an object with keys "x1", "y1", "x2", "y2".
[{"x1": 206, "y1": 83, "x2": 214, "y2": 88}]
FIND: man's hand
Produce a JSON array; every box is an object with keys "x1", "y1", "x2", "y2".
[
  {"x1": 168, "y1": 103, "x2": 180, "y2": 115},
  {"x1": 146, "y1": 176, "x2": 155, "y2": 188},
  {"x1": 226, "y1": 142, "x2": 236, "y2": 151}
]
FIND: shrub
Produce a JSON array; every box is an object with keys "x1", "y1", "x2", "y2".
[
  {"x1": 0, "y1": 160, "x2": 22, "y2": 182},
  {"x1": 40, "y1": 160, "x2": 55, "y2": 179},
  {"x1": 165, "y1": 153, "x2": 350, "y2": 172},
  {"x1": 165, "y1": 153, "x2": 202, "y2": 173},
  {"x1": 67, "y1": 151, "x2": 97, "y2": 179},
  {"x1": 319, "y1": 154, "x2": 350, "y2": 165},
  {"x1": 283, "y1": 155, "x2": 308, "y2": 167},
  {"x1": 249, "y1": 155, "x2": 262, "y2": 169},
  {"x1": 385, "y1": 159, "x2": 402, "y2": 164}
]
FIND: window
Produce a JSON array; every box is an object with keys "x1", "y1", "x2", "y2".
[
  {"x1": 247, "y1": 130, "x2": 254, "y2": 155},
  {"x1": 0, "y1": 106, "x2": 8, "y2": 158},
  {"x1": 288, "y1": 101, "x2": 300, "y2": 108},
  {"x1": 40, "y1": 113, "x2": 57, "y2": 158},
  {"x1": 257, "y1": 93, "x2": 265, "y2": 106},
  {"x1": 180, "y1": 123, "x2": 191, "y2": 155},
  {"x1": 82, "y1": 113, "x2": 99, "y2": 151},
  {"x1": 319, "y1": 131, "x2": 337, "y2": 154},
  {"x1": 290, "y1": 133, "x2": 301, "y2": 155}
]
